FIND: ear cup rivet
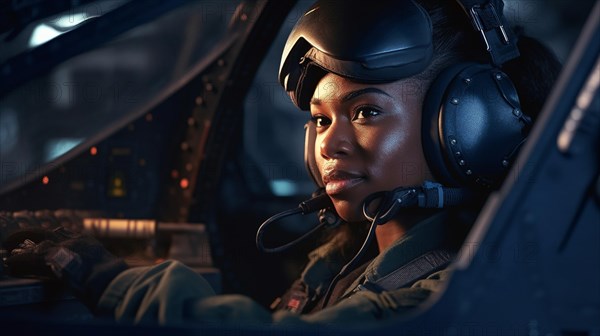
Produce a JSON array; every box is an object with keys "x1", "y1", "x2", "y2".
[
  {"x1": 466, "y1": 170, "x2": 472, "y2": 175},
  {"x1": 450, "y1": 139, "x2": 457, "y2": 145},
  {"x1": 495, "y1": 73, "x2": 503, "y2": 80},
  {"x1": 513, "y1": 108, "x2": 522, "y2": 117},
  {"x1": 464, "y1": 78, "x2": 471, "y2": 84},
  {"x1": 450, "y1": 98, "x2": 459, "y2": 105},
  {"x1": 459, "y1": 160, "x2": 465, "y2": 166},
  {"x1": 502, "y1": 160, "x2": 509, "y2": 167},
  {"x1": 455, "y1": 151, "x2": 461, "y2": 156}
]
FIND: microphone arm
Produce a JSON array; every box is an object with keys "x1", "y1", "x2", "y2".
[
  {"x1": 256, "y1": 181, "x2": 478, "y2": 253},
  {"x1": 256, "y1": 192, "x2": 332, "y2": 253}
]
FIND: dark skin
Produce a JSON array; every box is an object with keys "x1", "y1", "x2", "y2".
[{"x1": 310, "y1": 73, "x2": 434, "y2": 252}]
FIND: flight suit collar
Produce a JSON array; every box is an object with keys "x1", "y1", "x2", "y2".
[
  {"x1": 341, "y1": 212, "x2": 448, "y2": 298},
  {"x1": 300, "y1": 233, "x2": 348, "y2": 298},
  {"x1": 300, "y1": 212, "x2": 448, "y2": 300}
]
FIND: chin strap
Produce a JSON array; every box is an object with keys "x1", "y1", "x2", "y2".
[{"x1": 362, "y1": 181, "x2": 478, "y2": 224}]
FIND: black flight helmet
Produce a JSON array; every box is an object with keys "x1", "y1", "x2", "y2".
[{"x1": 279, "y1": 0, "x2": 433, "y2": 111}]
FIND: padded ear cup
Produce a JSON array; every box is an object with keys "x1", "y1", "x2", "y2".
[
  {"x1": 304, "y1": 121, "x2": 324, "y2": 187},
  {"x1": 422, "y1": 62, "x2": 530, "y2": 189}
]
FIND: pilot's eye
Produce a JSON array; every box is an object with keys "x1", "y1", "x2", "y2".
[
  {"x1": 353, "y1": 107, "x2": 381, "y2": 120},
  {"x1": 311, "y1": 115, "x2": 331, "y2": 127}
]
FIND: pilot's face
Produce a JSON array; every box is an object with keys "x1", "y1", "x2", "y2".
[{"x1": 310, "y1": 73, "x2": 433, "y2": 223}]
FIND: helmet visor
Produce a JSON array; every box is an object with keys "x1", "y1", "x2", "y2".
[{"x1": 279, "y1": 0, "x2": 434, "y2": 110}]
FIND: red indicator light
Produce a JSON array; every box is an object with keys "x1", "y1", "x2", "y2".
[{"x1": 180, "y1": 178, "x2": 189, "y2": 189}]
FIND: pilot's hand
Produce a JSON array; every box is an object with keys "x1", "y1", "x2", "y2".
[{"x1": 3, "y1": 227, "x2": 128, "y2": 310}]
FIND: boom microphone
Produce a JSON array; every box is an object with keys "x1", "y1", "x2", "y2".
[{"x1": 256, "y1": 192, "x2": 332, "y2": 253}]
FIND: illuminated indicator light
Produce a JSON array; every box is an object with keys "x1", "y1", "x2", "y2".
[
  {"x1": 111, "y1": 188, "x2": 125, "y2": 197},
  {"x1": 90, "y1": 147, "x2": 98, "y2": 156},
  {"x1": 180, "y1": 178, "x2": 189, "y2": 189},
  {"x1": 42, "y1": 176, "x2": 50, "y2": 185},
  {"x1": 108, "y1": 173, "x2": 126, "y2": 197},
  {"x1": 114, "y1": 177, "x2": 123, "y2": 187}
]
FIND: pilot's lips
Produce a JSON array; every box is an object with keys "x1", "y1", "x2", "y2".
[{"x1": 323, "y1": 170, "x2": 365, "y2": 195}]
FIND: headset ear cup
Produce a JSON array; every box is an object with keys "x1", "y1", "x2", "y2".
[
  {"x1": 304, "y1": 121, "x2": 323, "y2": 187},
  {"x1": 422, "y1": 63, "x2": 529, "y2": 189},
  {"x1": 422, "y1": 63, "x2": 474, "y2": 187}
]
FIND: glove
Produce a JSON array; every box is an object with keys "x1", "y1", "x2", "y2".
[{"x1": 3, "y1": 226, "x2": 128, "y2": 311}]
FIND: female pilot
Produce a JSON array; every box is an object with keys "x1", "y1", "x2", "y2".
[{"x1": 5, "y1": 0, "x2": 560, "y2": 326}]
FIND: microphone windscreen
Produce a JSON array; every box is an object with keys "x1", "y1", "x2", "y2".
[{"x1": 299, "y1": 193, "x2": 333, "y2": 214}]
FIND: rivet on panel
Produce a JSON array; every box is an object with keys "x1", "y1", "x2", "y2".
[{"x1": 450, "y1": 98, "x2": 459, "y2": 105}]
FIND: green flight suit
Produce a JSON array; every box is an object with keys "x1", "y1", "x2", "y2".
[{"x1": 97, "y1": 212, "x2": 462, "y2": 325}]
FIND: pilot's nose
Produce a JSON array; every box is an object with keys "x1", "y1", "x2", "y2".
[{"x1": 319, "y1": 119, "x2": 354, "y2": 160}]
